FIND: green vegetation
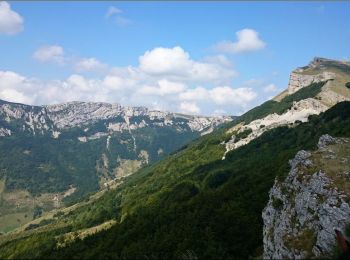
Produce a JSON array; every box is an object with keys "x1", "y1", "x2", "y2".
[
  {"x1": 346, "y1": 82, "x2": 350, "y2": 89},
  {"x1": 272, "y1": 198, "x2": 284, "y2": 210},
  {"x1": 0, "y1": 114, "x2": 205, "y2": 233},
  {"x1": 0, "y1": 124, "x2": 199, "y2": 201},
  {"x1": 230, "y1": 81, "x2": 326, "y2": 125},
  {"x1": 284, "y1": 228, "x2": 317, "y2": 257},
  {"x1": 1, "y1": 101, "x2": 350, "y2": 259},
  {"x1": 234, "y1": 128, "x2": 253, "y2": 142},
  {"x1": 0, "y1": 78, "x2": 347, "y2": 258},
  {"x1": 32, "y1": 206, "x2": 43, "y2": 219}
]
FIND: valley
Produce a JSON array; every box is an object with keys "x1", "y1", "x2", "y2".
[
  {"x1": 0, "y1": 100, "x2": 231, "y2": 233},
  {"x1": 1, "y1": 58, "x2": 350, "y2": 259}
]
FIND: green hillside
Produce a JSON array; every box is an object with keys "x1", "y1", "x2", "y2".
[
  {"x1": 0, "y1": 114, "x2": 205, "y2": 233},
  {"x1": 1, "y1": 92, "x2": 350, "y2": 258}
]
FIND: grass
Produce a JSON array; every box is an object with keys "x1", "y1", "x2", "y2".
[
  {"x1": 313, "y1": 139, "x2": 350, "y2": 198},
  {"x1": 0, "y1": 212, "x2": 31, "y2": 233},
  {"x1": 284, "y1": 228, "x2": 317, "y2": 257},
  {"x1": 57, "y1": 219, "x2": 117, "y2": 248},
  {"x1": 0, "y1": 177, "x2": 124, "y2": 246}
]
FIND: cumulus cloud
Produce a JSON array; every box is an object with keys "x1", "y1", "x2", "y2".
[
  {"x1": 179, "y1": 86, "x2": 256, "y2": 106},
  {"x1": 33, "y1": 45, "x2": 108, "y2": 73},
  {"x1": 33, "y1": 45, "x2": 66, "y2": 64},
  {"x1": 138, "y1": 80, "x2": 186, "y2": 96},
  {"x1": 0, "y1": 71, "x2": 35, "y2": 104},
  {"x1": 139, "y1": 46, "x2": 191, "y2": 76},
  {"x1": 3, "y1": 46, "x2": 259, "y2": 115},
  {"x1": 74, "y1": 58, "x2": 108, "y2": 73},
  {"x1": 215, "y1": 28, "x2": 266, "y2": 54},
  {"x1": 0, "y1": 1, "x2": 23, "y2": 35},
  {"x1": 139, "y1": 46, "x2": 237, "y2": 84},
  {"x1": 180, "y1": 102, "x2": 200, "y2": 114},
  {"x1": 0, "y1": 69, "x2": 257, "y2": 115},
  {"x1": 210, "y1": 86, "x2": 257, "y2": 106}
]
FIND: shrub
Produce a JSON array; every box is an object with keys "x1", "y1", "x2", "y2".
[{"x1": 272, "y1": 198, "x2": 284, "y2": 210}]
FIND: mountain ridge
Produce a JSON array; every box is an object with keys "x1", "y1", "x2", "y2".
[
  {"x1": 221, "y1": 57, "x2": 350, "y2": 158},
  {"x1": 1, "y1": 57, "x2": 350, "y2": 258},
  {"x1": 0, "y1": 98, "x2": 233, "y2": 136},
  {"x1": 0, "y1": 98, "x2": 232, "y2": 233}
]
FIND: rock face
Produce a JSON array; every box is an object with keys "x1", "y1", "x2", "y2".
[
  {"x1": 223, "y1": 98, "x2": 328, "y2": 159},
  {"x1": 222, "y1": 57, "x2": 350, "y2": 159},
  {"x1": 287, "y1": 71, "x2": 335, "y2": 94},
  {"x1": 0, "y1": 100, "x2": 232, "y2": 137},
  {"x1": 262, "y1": 135, "x2": 350, "y2": 259}
]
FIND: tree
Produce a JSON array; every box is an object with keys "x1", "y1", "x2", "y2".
[{"x1": 33, "y1": 205, "x2": 43, "y2": 219}]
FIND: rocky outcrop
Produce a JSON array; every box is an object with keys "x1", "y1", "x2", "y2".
[
  {"x1": 263, "y1": 135, "x2": 350, "y2": 259},
  {"x1": 0, "y1": 103, "x2": 54, "y2": 135},
  {"x1": 0, "y1": 100, "x2": 232, "y2": 137},
  {"x1": 222, "y1": 98, "x2": 328, "y2": 159},
  {"x1": 45, "y1": 101, "x2": 232, "y2": 132},
  {"x1": 0, "y1": 127, "x2": 11, "y2": 136},
  {"x1": 287, "y1": 71, "x2": 335, "y2": 94},
  {"x1": 222, "y1": 57, "x2": 350, "y2": 159}
]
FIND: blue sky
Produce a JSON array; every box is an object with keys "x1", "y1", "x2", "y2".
[{"x1": 0, "y1": 1, "x2": 349, "y2": 115}]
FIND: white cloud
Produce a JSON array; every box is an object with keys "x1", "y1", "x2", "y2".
[
  {"x1": 212, "y1": 109, "x2": 227, "y2": 116},
  {"x1": 179, "y1": 86, "x2": 256, "y2": 106},
  {"x1": 106, "y1": 6, "x2": 122, "y2": 18},
  {"x1": 0, "y1": 71, "x2": 25, "y2": 87},
  {"x1": 215, "y1": 28, "x2": 266, "y2": 54},
  {"x1": 138, "y1": 80, "x2": 186, "y2": 96},
  {"x1": 180, "y1": 102, "x2": 200, "y2": 114},
  {"x1": 74, "y1": 58, "x2": 107, "y2": 73},
  {"x1": 0, "y1": 1, "x2": 23, "y2": 35},
  {"x1": 0, "y1": 88, "x2": 33, "y2": 104},
  {"x1": 0, "y1": 71, "x2": 34, "y2": 104},
  {"x1": 203, "y1": 55, "x2": 232, "y2": 68},
  {"x1": 3, "y1": 46, "x2": 259, "y2": 115},
  {"x1": 33, "y1": 46, "x2": 108, "y2": 73},
  {"x1": 103, "y1": 75, "x2": 133, "y2": 90},
  {"x1": 139, "y1": 46, "x2": 192, "y2": 76},
  {"x1": 33, "y1": 45, "x2": 65, "y2": 64},
  {"x1": 263, "y1": 84, "x2": 279, "y2": 93},
  {"x1": 0, "y1": 69, "x2": 258, "y2": 115},
  {"x1": 210, "y1": 86, "x2": 257, "y2": 106},
  {"x1": 139, "y1": 46, "x2": 236, "y2": 84},
  {"x1": 179, "y1": 87, "x2": 209, "y2": 101}
]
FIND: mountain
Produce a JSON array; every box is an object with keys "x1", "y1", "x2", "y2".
[
  {"x1": 263, "y1": 134, "x2": 350, "y2": 259},
  {"x1": 223, "y1": 57, "x2": 350, "y2": 158},
  {"x1": 0, "y1": 57, "x2": 350, "y2": 259},
  {"x1": 0, "y1": 100, "x2": 232, "y2": 232}
]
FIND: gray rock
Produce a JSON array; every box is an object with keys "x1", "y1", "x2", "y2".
[
  {"x1": 0, "y1": 100, "x2": 232, "y2": 137},
  {"x1": 263, "y1": 135, "x2": 350, "y2": 259},
  {"x1": 318, "y1": 134, "x2": 336, "y2": 149}
]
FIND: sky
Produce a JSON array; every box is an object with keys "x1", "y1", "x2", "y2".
[{"x1": 0, "y1": 1, "x2": 350, "y2": 116}]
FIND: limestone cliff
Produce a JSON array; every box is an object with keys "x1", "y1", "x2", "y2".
[
  {"x1": 287, "y1": 70, "x2": 335, "y2": 95},
  {"x1": 263, "y1": 135, "x2": 350, "y2": 259},
  {"x1": 0, "y1": 99, "x2": 232, "y2": 138},
  {"x1": 222, "y1": 57, "x2": 350, "y2": 159}
]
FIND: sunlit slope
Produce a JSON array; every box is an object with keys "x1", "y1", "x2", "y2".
[{"x1": 1, "y1": 58, "x2": 350, "y2": 258}]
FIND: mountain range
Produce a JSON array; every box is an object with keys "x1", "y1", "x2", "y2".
[
  {"x1": 1, "y1": 57, "x2": 350, "y2": 259},
  {"x1": 0, "y1": 99, "x2": 231, "y2": 232}
]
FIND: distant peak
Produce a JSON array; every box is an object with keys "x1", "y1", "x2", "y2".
[{"x1": 308, "y1": 56, "x2": 350, "y2": 68}]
